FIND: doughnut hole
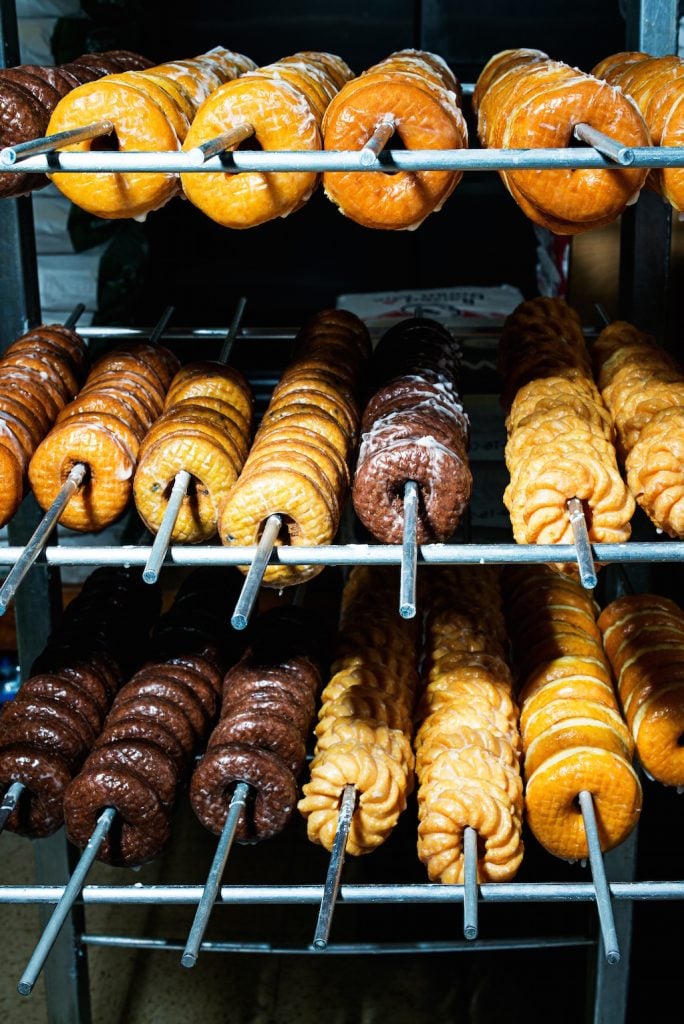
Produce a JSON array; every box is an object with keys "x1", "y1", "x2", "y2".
[{"x1": 90, "y1": 127, "x2": 120, "y2": 152}]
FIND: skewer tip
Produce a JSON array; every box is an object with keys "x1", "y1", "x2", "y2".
[
  {"x1": 17, "y1": 981, "x2": 32, "y2": 997},
  {"x1": 181, "y1": 952, "x2": 197, "y2": 969},
  {"x1": 313, "y1": 938, "x2": 327, "y2": 952},
  {"x1": 464, "y1": 925, "x2": 478, "y2": 941},
  {"x1": 231, "y1": 613, "x2": 248, "y2": 631},
  {"x1": 399, "y1": 602, "x2": 417, "y2": 619},
  {"x1": 607, "y1": 950, "x2": 621, "y2": 965},
  {"x1": 142, "y1": 569, "x2": 159, "y2": 586}
]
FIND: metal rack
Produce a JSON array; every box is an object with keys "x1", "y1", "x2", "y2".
[{"x1": 1, "y1": 0, "x2": 682, "y2": 1021}]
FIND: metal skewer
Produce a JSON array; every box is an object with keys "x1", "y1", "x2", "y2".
[
  {"x1": 187, "y1": 124, "x2": 255, "y2": 166},
  {"x1": 313, "y1": 783, "x2": 356, "y2": 950},
  {"x1": 463, "y1": 825, "x2": 479, "y2": 940},
  {"x1": 63, "y1": 303, "x2": 85, "y2": 331},
  {"x1": 578, "y1": 790, "x2": 621, "y2": 965},
  {"x1": 0, "y1": 121, "x2": 115, "y2": 166},
  {"x1": 218, "y1": 296, "x2": 247, "y2": 364},
  {"x1": 231, "y1": 513, "x2": 283, "y2": 630},
  {"x1": 142, "y1": 470, "x2": 191, "y2": 585},
  {"x1": 360, "y1": 119, "x2": 396, "y2": 166},
  {"x1": 399, "y1": 480, "x2": 419, "y2": 619},
  {"x1": 181, "y1": 781, "x2": 250, "y2": 968},
  {"x1": 148, "y1": 305, "x2": 175, "y2": 345},
  {"x1": 594, "y1": 303, "x2": 611, "y2": 328},
  {"x1": 573, "y1": 124, "x2": 635, "y2": 166},
  {"x1": 0, "y1": 782, "x2": 24, "y2": 834},
  {"x1": 0, "y1": 463, "x2": 87, "y2": 616},
  {"x1": 17, "y1": 806, "x2": 116, "y2": 995},
  {"x1": 567, "y1": 497, "x2": 598, "y2": 591}
]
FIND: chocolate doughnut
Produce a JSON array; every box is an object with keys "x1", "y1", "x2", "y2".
[
  {"x1": 223, "y1": 670, "x2": 316, "y2": 721},
  {"x1": 64, "y1": 765, "x2": 170, "y2": 866},
  {"x1": 353, "y1": 433, "x2": 472, "y2": 543},
  {"x1": 113, "y1": 676, "x2": 207, "y2": 741},
  {"x1": 209, "y1": 711, "x2": 307, "y2": 776},
  {"x1": 94, "y1": 716, "x2": 186, "y2": 773},
  {"x1": 52, "y1": 665, "x2": 111, "y2": 716},
  {"x1": 11, "y1": 64, "x2": 73, "y2": 98},
  {"x1": 131, "y1": 662, "x2": 218, "y2": 720},
  {"x1": 84, "y1": 741, "x2": 178, "y2": 808},
  {"x1": 2, "y1": 694, "x2": 95, "y2": 751},
  {"x1": 0, "y1": 78, "x2": 47, "y2": 198},
  {"x1": 106, "y1": 697, "x2": 196, "y2": 758},
  {"x1": 0, "y1": 745, "x2": 72, "y2": 837},
  {"x1": 19, "y1": 675, "x2": 103, "y2": 735},
  {"x1": 0, "y1": 68, "x2": 61, "y2": 113},
  {"x1": 166, "y1": 654, "x2": 224, "y2": 696},
  {"x1": 190, "y1": 743, "x2": 297, "y2": 842},
  {"x1": 0, "y1": 710, "x2": 85, "y2": 766},
  {"x1": 222, "y1": 687, "x2": 313, "y2": 735}
]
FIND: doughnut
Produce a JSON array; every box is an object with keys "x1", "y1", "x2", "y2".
[
  {"x1": 524, "y1": 747, "x2": 642, "y2": 860},
  {"x1": 83, "y1": 741, "x2": 178, "y2": 809},
  {"x1": 475, "y1": 49, "x2": 651, "y2": 232},
  {"x1": 94, "y1": 716, "x2": 186, "y2": 774},
  {"x1": 18, "y1": 675, "x2": 103, "y2": 736},
  {"x1": 106, "y1": 696, "x2": 196, "y2": 759},
  {"x1": 113, "y1": 675, "x2": 208, "y2": 742},
  {"x1": 181, "y1": 50, "x2": 351, "y2": 228},
  {"x1": 322, "y1": 49, "x2": 467, "y2": 229},
  {"x1": 0, "y1": 76, "x2": 49, "y2": 198},
  {"x1": 64, "y1": 765, "x2": 170, "y2": 866},
  {"x1": 208, "y1": 712, "x2": 306, "y2": 778},
  {"x1": 0, "y1": 745, "x2": 72, "y2": 837},
  {"x1": 190, "y1": 743, "x2": 297, "y2": 842},
  {"x1": 1, "y1": 692, "x2": 94, "y2": 753}
]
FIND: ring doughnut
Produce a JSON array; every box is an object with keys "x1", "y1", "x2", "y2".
[
  {"x1": 322, "y1": 50, "x2": 467, "y2": 229},
  {"x1": 106, "y1": 696, "x2": 196, "y2": 759},
  {"x1": 94, "y1": 716, "x2": 186, "y2": 774},
  {"x1": 0, "y1": 745, "x2": 72, "y2": 837},
  {"x1": 524, "y1": 747, "x2": 642, "y2": 860},
  {"x1": 83, "y1": 740, "x2": 178, "y2": 808},
  {"x1": 190, "y1": 743, "x2": 297, "y2": 842},
  {"x1": 208, "y1": 712, "x2": 306, "y2": 778},
  {"x1": 64, "y1": 765, "x2": 170, "y2": 866}
]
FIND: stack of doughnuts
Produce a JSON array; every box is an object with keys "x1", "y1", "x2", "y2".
[
  {"x1": 474, "y1": 48, "x2": 651, "y2": 233},
  {"x1": 191, "y1": 605, "x2": 325, "y2": 844},
  {"x1": 352, "y1": 316, "x2": 471, "y2": 543},
  {"x1": 0, "y1": 322, "x2": 88, "y2": 527},
  {"x1": 414, "y1": 566, "x2": 524, "y2": 883},
  {"x1": 64, "y1": 568, "x2": 237, "y2": 866},
  {"x1": 28, "y1": 341, "x2": 180, "y2": 531},
  {"x1": 46, "y1": 48, "x2": 256, "y2": 219},
  {"x1": 0, "y1": 567, "x2": 161, "y2": 837},
  {"x1": 503, "y1": 564, "x2": 642, "y2": 861},
  {"x1": 500, "y1": 297, "x2": 635, "y2": 571},
  {"x1": 218, "y1": 308, "x2": 371, "y2": 588},
  {"x1": 321, "y1": 48, "x2": 467, "y2": 230},
  {"x1": 0, "y1": 49, "x2": 152, "y2": 199},
  {"x1": 591, "y1": 319, "x2": 684, "y2": 538},
  {"x1": 593, "y1": 51, "x2": 684, "y2": 210},
  {"x1": 181, "y1": 51, "x2": 353, "y2": 228},
  {"x1": 598, "y1": 593, "x2": 684, "y2": 788},
  {"x1": 133, "y1": 359, "x2": 254, "y2": 543},
  {"x1": 298, "y1": 565, "x2": 417, "y2": 856}
]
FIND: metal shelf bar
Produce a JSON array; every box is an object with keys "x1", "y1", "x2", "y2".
[
  {"x1": 5, "y1": 146, "x2": 684, "y2": 175},
  {"x1": 1, "y1": 541, "x2": 683, "y2": 568},
  {"x1": 0, "y1": 881, "x2": 682, "y2": 905}
]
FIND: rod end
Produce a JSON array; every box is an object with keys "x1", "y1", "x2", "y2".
[
  {"x1": 17, "y1": 981, "x2": 33, "y2": 997},
  {"x1": 464, "y1": 925, "x2": 478, "y2": 941},
  {"x1": 231, "y1": 614, "x2": 248, "y2": 631},
  {"x1": 0, "y1": 149, "x2": 17, "y2": 166},
  {"x1": 359, "y1": 149, "x2": 376, "y2": 167},
  {"x1": 181, "y1": 952, "x2": 197, "y2": 969},
  {"x1": 312, "y1": 938, "x2": 327, "y2": 951},
  {"x1": 606, "y1": 950, "x2": 621, "y2": 965},
  {"x1": 142, "y1": 570, "x2": 159, "y2": 585},
  {"x1": 399, "y1": 603, "x2": 416, "y2": 619},
  {"x1": 186, "y1": 148, "x2": 206, "y2": 167}
]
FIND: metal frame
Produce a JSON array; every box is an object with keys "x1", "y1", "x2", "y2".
[{"x1": 1, "y1": 0, "x2": 683, "y2": 1021}]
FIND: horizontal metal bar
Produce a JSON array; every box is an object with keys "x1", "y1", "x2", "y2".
[
  {"x1": 73, "y1": 324, "x2": 504, "y2": 341},
  {"x1": 0, "y1": 541, "x2": 682, "y2": 569},
  {"x1": 5, "y1": 145, "x2": 684, "y2": 174},
  {"x1": 1, "y1": 881, "x2": 682, "y2": 905},
  {"x1": 81, "y1": 934, "x2": 593, "y2": 955}
]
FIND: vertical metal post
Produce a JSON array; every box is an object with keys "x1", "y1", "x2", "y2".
[
  {"x1": 0, "y1": 4, "x2": 91, "y2": 1022},
  {"x1": 619, "y1": 0, "x2": 678, "y2": 339}
]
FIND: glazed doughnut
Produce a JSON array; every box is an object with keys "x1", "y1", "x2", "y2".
[
  {"x1": 475, "y1": 49, "x2": 651, "y2": 232},
  {"x1": 83, "y1": 740, "x2": 178, "y2": 808},
  {"x1": 524, "y1": 747, "x2": 642, "y2": 860},
  {"x1": 190, "y1": 743, "x2": 298, "y2": 842},
  {"x1": 64, "y1": 765, "x2": 170, "y2": 866},
  {"x1": 0, "y1": 745, "x2": 72, "y2": 837},
  {"x1": 209, "y1": 712, "x2": 306, "y2": 778},
  {"x1": 591, "y1": 319, "x2": 684, "y2": 537},
  {"x1": 322, "y1": 49, "x2": 467, "y2": 229},
  {"x1": 94, "y1": 716, "x2": 186, "y2": 774},
  {"x1": 181, "y1": 51, "x2": 352, "y2": 228}
]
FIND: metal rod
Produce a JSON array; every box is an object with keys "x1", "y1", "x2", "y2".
[
  {"x1": 0, "y1": 120, "x2": 115, "y2": 166},
  {"x1": 148, "y1": 305, "x2": 174, "y2": 345},
  {"x1": 0, "y1": 781, "x2": 24, "y2": 834},
  {"x1": 0, "y1": 464, "x2": 86, "y2": 616},
  {"x1": 360, "y1": 119, "x2": 396, "y2": 166},
  {"x1": 186, "y1": 123, "x2": 255, "y2": 166},
  {"x1": 63, "y1": 303, "x2": 85, "y2": 330},
  {"x1": 1, "y1": 880, "x2": 683, "y2": 905},
  {"x1": 17, "y1": 806, "x2": 116, "y2": 996},
  {"x1": 313, "y1": 784, "x2": 356, "y2": 950},
  {"x1": 231, "y1": 514, "x2": 282, "y2": 630},
  {"x1": 181, "y1": 781, "x2": 249, "y2": 968},
  {"x1": 8, "y1": 146, "x2": 684, "y2": 175},
  {"x1": 2, "y1": 539, "x2": 684, "y2": 569},
  {"x1": 578, "y1": 790, "x2": 621, "y2": 965},
  {"x1": 218, "y1": 296, "x2": 247, "y2": 364},
  {"x1": 142, "y1": 470, "x2": 191, "y2": 585},
  {"x1": 567, "y1": 498, "x2": 598, "y2": 590},
  {"x1": 399, "y1": 480, "x2": 419, "y2": 619},
  {"x1": 463, "y1": 826, "x2": 479, "y2": 940},
  {"x1": 594, "y1": 303, "x2": 611, "y2": 327},
  {"x1": 573, "y1": 123, "x2": 635, "y2": 166}
]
